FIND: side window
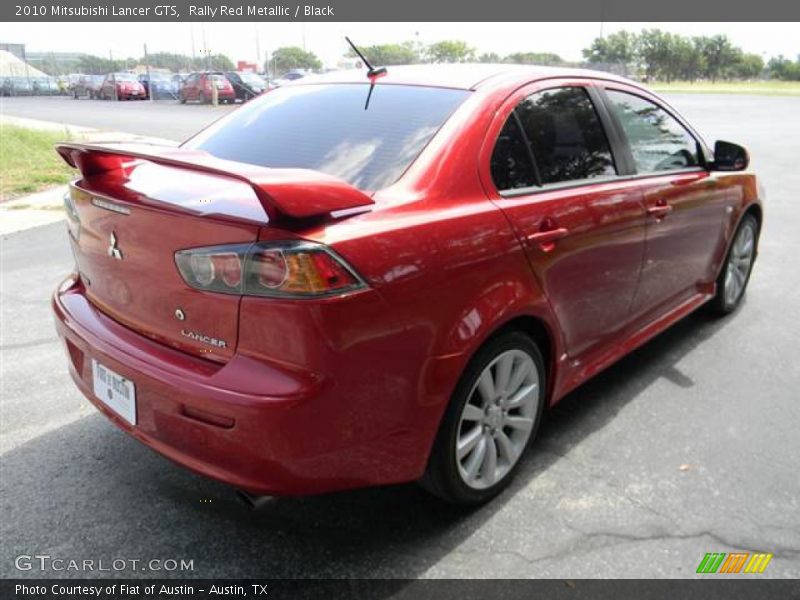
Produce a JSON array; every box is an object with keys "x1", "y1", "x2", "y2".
[
  {"x1": 516, "y1": 87, "x2": 616, "y2": 185},
  {"x1": 491, "y1": 114, "x2": 538, "y2": 191},
  {"x1": 605, "y1": 89, "x2": 699, "y2": 173}
]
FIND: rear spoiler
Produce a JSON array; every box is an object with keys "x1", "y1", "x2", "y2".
[{"x1": 55, "y1": 142, "x2": 374, "y2": 220}]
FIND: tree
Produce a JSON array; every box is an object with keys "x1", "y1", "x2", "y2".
[
  {"x1": 671, "y1": 36, "x2": 704, "y2": 82},
  {"x1": 582, "y1": 31, "x2": 638, "y2": 65},
  {"x1": 504, "y1": 52, "x2": 564, "y2": 66},
  {"x1": 145, "y1": 52, "x2": 196, "y2": 72},
  {"x1": 696, "y1": 35, "x2": 739, "y2": 82},
  {"x1": 267, "y1": 47, "x2": 322, "y2": 75},
  {"x1": 767, "y1": 55, "x2": 800, "y2": 81},
  {"x1": 76, "y1": 55, "x2": 124, "y2": 74},
  {"x1": 203, "y1": 53, "x2": 234, "y2": 71},
  {"x1": 637, "y1": 29, "x2": 673, "y2": 81},
  {"x1": 345, "y1": 42, "x2": 420, "y2": 66},
  {"x1": 478, "y1": 52, "x2": 501, "y2": 63},
  {"x1": 425, "y1": 40, "x2": 475, "y2": 63},
  {"x1": 732, "y1": 53, "x2": 765, "y2": 80}
]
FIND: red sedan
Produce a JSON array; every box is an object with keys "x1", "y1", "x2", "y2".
[
  {"x1": 98, "y1": 72, "x2": 146, "y2": 101},
  {"x1": 53, "y1": 65, "x2": 761, "y2": 504},
  {"x1": 179, "y1": 71, "x2": 236, "y2": 104}
]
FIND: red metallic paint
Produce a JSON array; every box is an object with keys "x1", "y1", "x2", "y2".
[
  {"x1": 53, "y1": 66, "x2": 762, "y2": 496},
  {"x1": 56, "y1": 142, "x2": 375, "y2": 220}
]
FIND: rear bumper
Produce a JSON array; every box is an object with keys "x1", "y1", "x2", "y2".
[{"x1": 52, "y1": 275, "x2": 433, "y2": 495}]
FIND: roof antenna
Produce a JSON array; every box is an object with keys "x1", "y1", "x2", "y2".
[
  {"x1": 345, "y1": 36, "x2": 387, "y2": 110},
  {"x1": 346, "y1": 36, "x2": 387, "y2": 79}
]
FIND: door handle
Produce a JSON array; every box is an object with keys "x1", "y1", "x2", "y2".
[
  {"x1": 526, "y1": 227, "x2": 569, "y2": 251},
  {"x1": 647, "y1": 204, "x2": 673, "y2": 218}
]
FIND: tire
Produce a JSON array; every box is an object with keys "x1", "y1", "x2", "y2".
[
  {"x1": 709, "y1": 213, "x2": 759, "y2": 315},
  {"x1": 179, "y1": 93, "x2": 186, "y2": 104},
  {"x1": 199, "y1": 92, "x2": 207, "y2": 105},
  {"x1": 421, "y1": 331, "x2": 545, "y2": 505}
]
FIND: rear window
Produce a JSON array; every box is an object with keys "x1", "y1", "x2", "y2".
[{"x1": 186, "y1": 83, "x2": 470, "y2": 191}]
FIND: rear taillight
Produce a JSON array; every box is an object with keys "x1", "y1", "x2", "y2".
[{"x1": 175, "y1": 241, "x2": 366, "y2": 298}]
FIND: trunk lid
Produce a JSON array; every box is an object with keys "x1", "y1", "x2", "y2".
[
  {"x1": 57, "y1": 142, "x2": 375, "y2": 362},
  {"x1": 68, "y1": 163, "x2": 265, "y2": 362}
]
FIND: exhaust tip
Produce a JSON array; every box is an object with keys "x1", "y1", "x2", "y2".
[{"x1": 236, "y1": 490, "x2": 272, "y2": 510}]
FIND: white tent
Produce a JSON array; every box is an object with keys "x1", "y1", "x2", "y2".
[{"x1": 0, "y1": 50, "x2": 49, "y2": 77}]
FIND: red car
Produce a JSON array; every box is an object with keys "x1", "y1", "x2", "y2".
[
  {"x1": 179, "y1": 72, "x2": 236, "y2": 104},
  {"x1": 98, "y1": 72, "x2": 146, "y2": 101},
  {"x1": 53, "y1": 65, "x2": 761, "y2": 504}
]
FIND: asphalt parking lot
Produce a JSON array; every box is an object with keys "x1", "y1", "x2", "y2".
[
  {"x1": 1, "y1": 94, "x2": 799, "y2": 579},
  {"x1": 0, "y1": 96, "x2": 235, "y2": 142}
]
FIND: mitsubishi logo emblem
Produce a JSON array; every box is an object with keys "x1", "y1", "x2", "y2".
[{"x1": 108, "y1": 231, "x2": 123, "y2": 260}]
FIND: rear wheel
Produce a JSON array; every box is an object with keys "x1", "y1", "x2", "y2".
[
  {"x1": 710, "y1": 214, "x2": 758, "y2": 315},
  {"x1": 422, "y1": 331, "x2": 545, "y2": 504},
  {"x1": 199, "y1": 92, "x2": 207, "y2": 105}
]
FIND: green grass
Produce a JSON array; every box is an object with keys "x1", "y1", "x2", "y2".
[
  {"x1": 650, "y1": 80, "x2": 800, "y2": 96},
  {"x1": 0, "y1": 125, "x2": 75, "y2": 199}
]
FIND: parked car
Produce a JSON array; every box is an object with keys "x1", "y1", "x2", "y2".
[
  {"x1": 138, "y1": 72, "x2": 179, "y2": 100},
  {"x1": 271, "y1": 69, "x2": 308, "y2": 88},
  {"x1": 98, "y1": 72, "x2": 146, "y2": 100},
  {"x1": 53, "y1": 65, "x2": 762, "y2": 505},
  {"x1": 224, "y1": 71, "x2": 266, "y2": 101},
  {"x1": 71, "y1": 75, "x2": 104, "y2": 99},
  {"x1": 2, "y1": 77, "x2": 34, "y2": 96},
  {"x1": 32, "y1": 77, "x2": 60, "y2": 95},
  {"x1": 179, "y1": 71, "x2": 235, "y2": 104}
]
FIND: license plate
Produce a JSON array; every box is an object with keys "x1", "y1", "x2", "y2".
[
  {"x1": 92, "y1": 359, "x2": 136, "y2": 425},
  {"x1": 131, "y1": 91, "x2": 139, "y2": 95}
]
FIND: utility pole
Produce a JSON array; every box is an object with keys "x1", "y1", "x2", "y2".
[
  {"x1": 109, "y1": 49, "x2": 117, "y2": 101},
  {"x1": 201, "y1": 24, "x2": 210, "y2": 70},
  {"x1": 144, "y1": 43, "x2": 152, "y2": 102}
]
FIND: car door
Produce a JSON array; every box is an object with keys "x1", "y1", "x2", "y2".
[
  {"x1": 599, "y1": 85, "x2": 730, "y2": 322},
  {"x1": 100, "y1": 75, "x2": 112, "y2": 99},
  {"x1": 484, "y1": 81, "x2": 647, "y2": 361},
  {"x1": 184, "y1": 74, "x2": 197, "y2": 100}
]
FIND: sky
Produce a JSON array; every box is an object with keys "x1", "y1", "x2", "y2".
[{"x1": 8, "y1": 22, "x2": 800, "y2": 67}]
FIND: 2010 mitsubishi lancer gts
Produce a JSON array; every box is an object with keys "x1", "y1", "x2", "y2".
[{"x1": 53, "y1": 64, "x2": 762, "y2": 504}]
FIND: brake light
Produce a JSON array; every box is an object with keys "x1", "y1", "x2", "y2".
[{"x1": 175, "y1": 241, "x2": 365, "y2": 298}]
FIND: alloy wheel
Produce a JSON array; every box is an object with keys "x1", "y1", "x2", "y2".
[
  {"x1": 724, "y1": 220, "x2": 756, "y2": 307},
  {"x1": 456, "y1": 349, "x2": 539, "y2": 489}
]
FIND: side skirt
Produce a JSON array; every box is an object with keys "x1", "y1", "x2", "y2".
[{"x1": 551, "y1": 290, "x2": 714, "y2": 404}]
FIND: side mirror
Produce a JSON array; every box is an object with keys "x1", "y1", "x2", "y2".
[{"x1": 713, "y1": 141, "x2": 749, "y2": 171}]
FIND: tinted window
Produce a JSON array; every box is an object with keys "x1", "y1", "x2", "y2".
[
  {"x1": 606, "y1": 90, "x2": 699, "y2": 173},
  {"x1": 516, "y1": 87, "x2": 616, "y2": 185},
  {"x1": 491, "y1": 115, "x2": 538, "y2": 191},
  {"x1": 187, "y1": 84, "x2": 469, "y2": 191}
]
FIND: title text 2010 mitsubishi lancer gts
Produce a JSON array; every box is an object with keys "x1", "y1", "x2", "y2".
[{"x1": 53, "y1": 64, "x2": 762, "y2": 504}]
